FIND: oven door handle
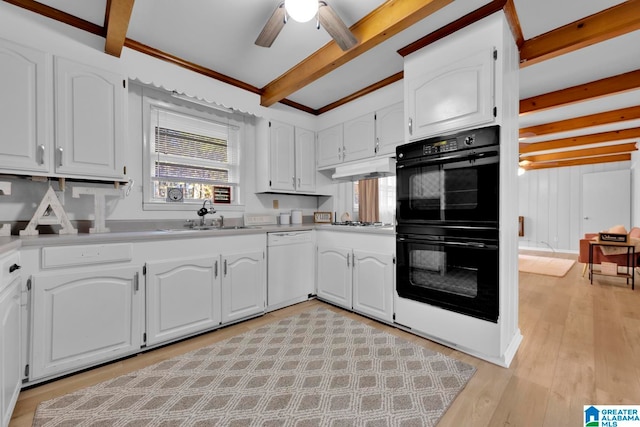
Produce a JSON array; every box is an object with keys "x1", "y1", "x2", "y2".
[
  {"x1": 397, "y1": 150, "x2": 499, "y2": 168},
  {"x1": 397, "y1": 236, "x2": 497, "y2": 250}
]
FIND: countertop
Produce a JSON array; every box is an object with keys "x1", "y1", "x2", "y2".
[{"x1": 0, "y1": 223, "x2": 394, "y2": 254}]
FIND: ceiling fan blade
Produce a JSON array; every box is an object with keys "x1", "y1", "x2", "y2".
[
  {"x1": 255, "y1": 2, "x2": 286, "y2": 48},
  {"x1": 318, "y1": 1, "x2": 357, "y2": 51}
]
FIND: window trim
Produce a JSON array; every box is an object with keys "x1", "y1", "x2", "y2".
[{"x1": 141, "y1": 87, "x2": 245, "y2": 211}]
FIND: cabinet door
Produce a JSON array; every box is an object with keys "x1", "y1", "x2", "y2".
[
  {"x1": 316, "y1": 245, "x2": 352, "y2": 309},
  {"x1": 406, "y1": 49, "x2": 494, "y2": 140},
  {"x1": 31, "y1": 266, "x2": 142, "y2": 380},
  {"x1": 269, "y1": 121, "x2": 295, "y2": 191},
  {"x1": 54, "y1": 57, "x2": 125, "y2": 179},
  {"x1": 295, "y1": 127, "x2": 316, "y2": 193},
  {"x1": 146, "y1": 256, "x2": 221, "y2": 346},
  {"x1": 343, "y1": 113, "x2": 375, "y2": 163},
  {"x1": 317, "y1": 124, "x2": 343, "y2": 168},
  {"x1": 352, "y1": 250, "x2": 394, "y2": 322},
  {"x1": 0, "y1": 39, "x2": 50, "y2": 174},
  {"x1": 375, "y1": 102, "x2": 404, "y2": 156},
  {"x1": 221, "y1": 251, "x2": 265, "y2": 323},
  {"x1": 0, "y1": 277, "x2": 21, "y2": 427}
]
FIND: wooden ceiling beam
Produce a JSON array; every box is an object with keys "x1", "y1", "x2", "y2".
[
  {"x1": 259, "y1": 0, "x2": 453, "y2": 107},
  {"x1": 519, "y1": 106, "x2": 640, "y2": 139},
  {"x1": 104, "y1": 0, "x2": 135, "y2": 57},
  {"x1": 520, "y1": 69, "x2": 640, "y2": 115},
  {"x1": 503, "y1": 0, "x2": 524, "y2": 48},
  {"x1": 523, "y1": 154, "x2": 631, "y2": 171},
  {"x1": 520, "y1": 0, "x2": 640, "y2": 67},
  {"x1": 521, "y1": 142, "x2": 637, "y2": 162},
  {"x1": 519, "y1": 127, "x2": 640, "y2": 153}
]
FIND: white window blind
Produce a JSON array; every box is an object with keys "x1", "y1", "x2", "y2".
[{"x1": 148, "y1": 106, "x2": 240, "y2": 204}]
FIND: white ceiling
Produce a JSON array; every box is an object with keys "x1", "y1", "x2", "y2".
[{"x1": 28, "y1": 0, "x2": 640, "y2": 151}]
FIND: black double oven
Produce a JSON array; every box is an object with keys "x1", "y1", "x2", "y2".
[{"x1": 395, "y1": 125, "x2": 500, "y2": 323}]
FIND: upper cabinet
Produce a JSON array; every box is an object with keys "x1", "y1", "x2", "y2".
[
  {"x1": 375, "y1": 102, "x2": 404, "y2": 156},
  {"x1": 343, "y1": 113, "x2": 375, "y2": 163},
  {"x1": 256, "y1": 119, "x2": 323, "y2": 195},
  {"x1": 0, "y1": 38, "x2": 127, "y2": 181},
  {"x1": 317, "y1": 123, "x2": 343, "y2": 168},
  {"x1": 317, "y1": 102, "x2": 404, "y2": 169},
  {"x1": 54, "y1": 57, "x2": 126, "y2": 179},
  {"x1": 0, "y1": 39, "x2": 50, "y2": 174},
  {"x1": 405, "y1": 48, "x2": 495, "y2": 141}
]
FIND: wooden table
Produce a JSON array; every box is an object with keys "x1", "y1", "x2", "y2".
[{"x1": 589, "y1": 240, "x2": 636, "y2": 290}]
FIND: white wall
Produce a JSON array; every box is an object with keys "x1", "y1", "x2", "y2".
[{"x1": 518, "y1": 161, "x2": 632, "y2": 252}]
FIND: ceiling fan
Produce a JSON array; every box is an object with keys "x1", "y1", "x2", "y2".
[{"x1": 255, "y1": 0, "x2": 358, "y2": 51}]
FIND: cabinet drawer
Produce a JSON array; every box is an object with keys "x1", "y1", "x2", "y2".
[
  {"x1": 1, "y1": 250, "x2": 21, "y2": 290},
  {"x1": 42, "y1": 243, "x2": 133, "y2": 268}
]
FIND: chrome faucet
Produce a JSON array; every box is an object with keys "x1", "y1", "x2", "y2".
[
  {"x1": 197, "y1": 199, "x2": 215, "y2": 226},
  {"x1": 218, "y1": 215, "x2": 224, "y2": 228}
]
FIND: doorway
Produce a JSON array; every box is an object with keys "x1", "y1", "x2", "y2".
[{"x1": 581, "y1": 169, "x2": 631, "y2": 235}]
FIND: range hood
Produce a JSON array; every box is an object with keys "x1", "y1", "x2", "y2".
[{"x1": 331, "y1": 157, "x2": 396, "y2": 182}]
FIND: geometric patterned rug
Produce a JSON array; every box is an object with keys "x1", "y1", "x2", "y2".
[{"x1": 33, "y1": 308, "x2": 476, "y2": 426}]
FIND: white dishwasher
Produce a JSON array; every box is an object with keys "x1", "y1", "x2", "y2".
[{"x1": 267, "y1": 231, "x2": 314, "y2": 311}]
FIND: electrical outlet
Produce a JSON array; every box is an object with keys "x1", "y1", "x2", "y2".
[{"x1": 273, "y1": 199, "x2": 279, "y2": 209}]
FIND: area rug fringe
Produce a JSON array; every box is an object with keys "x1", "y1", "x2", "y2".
[{"x1": 33, "y1": 308, "x2": 476, "y2": 426}]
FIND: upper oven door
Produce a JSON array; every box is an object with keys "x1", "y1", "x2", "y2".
[{"x1": 396, "y1": 145, "x2": 499, "y2": 227}]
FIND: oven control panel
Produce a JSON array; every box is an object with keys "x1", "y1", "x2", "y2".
[{"x1": 397, "y1": 125, "x2": 499, "y2": 161}]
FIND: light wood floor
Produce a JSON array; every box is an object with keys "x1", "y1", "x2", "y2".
[{"x1": 10, "y1": 251, "x2": 640, "y2": 426}]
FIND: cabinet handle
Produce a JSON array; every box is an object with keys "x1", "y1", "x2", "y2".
[
  {"x1": 347, "y1": 253, "x2": 350, "y2": 267},
  {"x1": 57, "y1": 147, "x2": 64, "y2": 167},
  {"x1": 214, "y1": 260, "x2": 218, "y2": 278},
  {"x1": 292, "y1": 176, "x2": 295, "y2": 187},
  {"x1": 9, "y1": 263, "x2": 21, "y2": 273},
  {"x1": 134, "y1": 272, "x2": 139, "y2": 292},
  {"x1": 408, "y1": 118, "x2": 413, "y2": 135},
  {"x1": 298, "y1": 178, "x2": 301, "y2": 187},
  {"x1": 342, "y1": 145, "x2": 346, "y2": 161},
  {"x1": 224, "y1": 259, "x2": 227, "y2": 276},
  {"x1": 375, "y1": 138, "x2": 379, "y2": 154},
  {"x1": 38, "y1": 145, "x2": 45, "y2": 165}
]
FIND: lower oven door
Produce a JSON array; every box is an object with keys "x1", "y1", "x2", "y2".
[{"x1": 396, "y1": 233, "x2": 499, "y2": 322}]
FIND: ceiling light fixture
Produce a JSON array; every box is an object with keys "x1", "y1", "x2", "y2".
[{"x1": 285, "y1": 0, "x2": 319, "y2": 23}]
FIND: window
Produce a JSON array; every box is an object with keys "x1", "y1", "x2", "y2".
[
  {"x1": 353, "y1": 176, "x2": 396, "y2": 224},
  {"x1": 142, "y1": 90, "x2": 242, "y2": 210}
]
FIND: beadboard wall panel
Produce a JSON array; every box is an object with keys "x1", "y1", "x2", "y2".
[{"x1": 518, "y1": 161, "x2": 632, "y2": 252}]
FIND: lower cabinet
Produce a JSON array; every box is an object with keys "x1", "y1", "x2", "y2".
[
  {"x1": 316, "y1": 232, "x2": 395, "y2": 323},
  {"x1": 145, "y1": 256, "x2": 221, "y2": 347},
  {"x1": 1, "y1": 269, "x2": 21, "y2": 427},
  {"x1": 221, "y1": 251, "x2": 265, "y2": 324},
  {"x1": 30, "y1": 266, "x2": 143, "y2": 380}
]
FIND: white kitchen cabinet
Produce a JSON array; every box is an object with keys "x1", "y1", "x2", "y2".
[
  {"x1": 294, "y1": 127, "x2": 316, "y2": 193},
  {"x1": 0, "y1": 250, "x2": 22, "y2": 427},
  {"x1": 221, "y1": 250, "x2": 265, "y2": 324},
  {"x1": 258, "y1": 120, "x2": 319, "y2": 194},
  {"x1": 0, "y1": 38, "x2": 50, "y2": 175},
  {"x1": 145, "y1": 256, "x2": 221, "y2": 346},
  {"x1": 30, "y1": 265, "x2": 142, "y2": 380},
  {"x1": 405, "y1": 48, "x2": 495, "y2": 141},
  {"x1": 0, "y1": 41, "x2": 126, "y2": 181},
  {"x1": 316, "y1": 232, "x2": 395, "y2": 322},
  {"x1": 316, "y1": 245, "x2": 352, "y2": 309},
  {"x1": 352, "y1": 250, "x2": 394, "y2": 322},
  {"x1": 375, "y1": 102, "x2": 404, "y2": 156},
  {"x1": 269, "y1": 121, "x2": 296, "y2": 191},
  {"x1": 343, "y1": 113, "x2": 375, "y2": 163},
  {"x1": 54, "y1": 57, "x2": 126, "y2": 179},
  {"x1": 317, "y1": 123, "x2": 343, "y2": 168}
]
